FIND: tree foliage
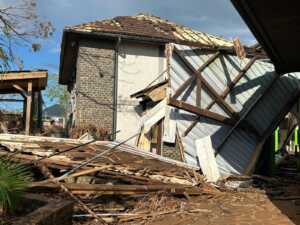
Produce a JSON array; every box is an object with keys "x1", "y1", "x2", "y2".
[
  {"x1": 0, "y1": 0, "x2": 54, "y2": 70},
  {"x1": 46, "y1": 74, "x2": 70, "y2": 117},
  {"x1": 0, "y1": 159, "x2": 31, "y2": 214}
]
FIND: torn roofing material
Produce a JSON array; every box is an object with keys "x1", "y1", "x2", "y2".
[
  {"x1": 66, "y1": 14, "x2": 234, "y2": 48},
  {"x1": 231, "y1": 0, "x2": 300, "y2": 74}
]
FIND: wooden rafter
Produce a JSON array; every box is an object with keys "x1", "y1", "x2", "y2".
[
  {"x1": 172, "y1": 76, "x2": 194, "y2": 99},
  {"x1": 196, "y1": 76, "x2": 202, "y2": 107},
  {"x1": 168, "y1": 98, "x2": 236, "y2": 126},
  {"x1": 209, "y1": 56, "x2": 258, "y2": 108},
  {"x1": 198, "y1": 51, "x2": 221, "y2": 71},
  {"x1": 183, "y1": 56, "x2": 258, "y2": 136},
  {"x1": 172, "y1": 48, "x2": 237, "y2": 118},
  {"x1": 172, "y1": 49, "x2": 220, "y2": 100},
  {"x1": 12, "y1": 84, "x2": 28, "y2": 98}
]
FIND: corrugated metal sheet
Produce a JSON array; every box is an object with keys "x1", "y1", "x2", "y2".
[{"x1": 169, "y1": 44, "x2": 300, "y2": 176}]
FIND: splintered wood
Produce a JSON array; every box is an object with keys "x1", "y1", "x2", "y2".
[{"x1": 0, "y1": 134, "x2": 215, "y2": 224}]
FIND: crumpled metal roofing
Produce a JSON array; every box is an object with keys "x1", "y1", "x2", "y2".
[
  {"x1": 169, "y1": 44, "x2": 300, "y2": 176},
  {"x1": 67, "y1": 14, "x2": 233, "y2": 48}
]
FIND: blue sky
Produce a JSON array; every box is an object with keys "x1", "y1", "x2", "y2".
[
  {"x1": 21, "y1": 0, "x2": 256, "y2": 73},
  {"x1": 3, "y1": 0, "x2": 256, "y2": 111}
]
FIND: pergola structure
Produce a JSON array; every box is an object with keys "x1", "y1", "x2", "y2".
[{"x1": 0, "y1": 70, "x2": 48, "y2": 134}]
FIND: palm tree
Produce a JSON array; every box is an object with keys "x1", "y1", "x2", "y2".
[{"x1": 0, "y1": 159, "x2": 31, "y2": 216}]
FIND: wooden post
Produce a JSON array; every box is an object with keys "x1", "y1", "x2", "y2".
[
  {"x1": 157, "y1": 120, "x2": 163, "y2": 155},
  {"x1": 37, "y1": 92, "x2": 43, "y2": 129},
  {"x1": 196, "y1": 76, "x2": 202, "y2": 107},
  {"x1": 22, "y1": 97, "x2": 27, "y2": 129},
  {"x1": 25, "y1": 81, "x2": 32, "y2": 135}
]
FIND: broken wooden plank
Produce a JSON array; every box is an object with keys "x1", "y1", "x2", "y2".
[
  {"x1": 130, "y1": 80, "x2": 168, "y2": 102},
  {"x1": 176, "y1": 128, "x2": 185, "y2": 162},
  {"x1": 37, "y1": 164, "x2": 106, "y2": 224},
  {"x1": 29, "y1": 182, "x2": 206, "y2": 196}
]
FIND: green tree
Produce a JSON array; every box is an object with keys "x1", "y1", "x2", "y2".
[{"x1": 46, "y1": 74, "x2": 70, "y2": 118}]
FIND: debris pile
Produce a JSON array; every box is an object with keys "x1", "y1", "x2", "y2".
[
  {"x1": 0, "y1": 134, "x2": 217, "y2": 224},
  {"x1": 69, "y1": 125, "x2": 110, "y2": 140}
]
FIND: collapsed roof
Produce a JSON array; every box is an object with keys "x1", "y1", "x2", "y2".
[
  {"x1": 66, "y1": 14, "x2": 234, "y2": 48},
  {"x1": 59, "y1": 14, "x2": 262, "y2": 85},
  {"x1": 231, "y1": 0, "x2": 300, "y2": 74},
  {"x1": 58, "y1": 13, "x2": 300, "y2": 180},
  {"x1": 133, "y1": 43, "x2": 300, "y2": 180}
]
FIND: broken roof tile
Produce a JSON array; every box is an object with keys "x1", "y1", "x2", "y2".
[{"x1": 66, "y1": 14, "x2": 233, "y2": 48}]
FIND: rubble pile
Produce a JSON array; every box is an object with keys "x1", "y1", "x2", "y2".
[{"x1": 0, "y1": 134, "x2": 218, "y2": 224}]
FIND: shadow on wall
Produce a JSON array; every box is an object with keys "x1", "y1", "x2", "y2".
[
  {"x1": 215, "y1": 75, "x2": 300, "y2": 174},
  {"x1": 77, "y1": 91, "x2": 115, "y2": 111}
]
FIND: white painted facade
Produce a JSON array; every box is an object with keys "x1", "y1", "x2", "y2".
[{"x1": 116, "y1": 42, "x2": 166, "y2": 144}]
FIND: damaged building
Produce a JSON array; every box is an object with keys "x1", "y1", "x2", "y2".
[{"x1": 59, "y1": 14, "x2": 300, "y2": 180}]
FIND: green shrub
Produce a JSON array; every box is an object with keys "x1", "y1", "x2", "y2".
[{"x1": 0, "y1": 159, "x2": 31, "y2": 214}]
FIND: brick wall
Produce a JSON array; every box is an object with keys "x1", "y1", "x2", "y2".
[
  {"x1": 75, "y1": 40, "x2": 115, "y2": 132},
  {"x1": 163, "y1": 142, "x2": 183, "y2": 161}
]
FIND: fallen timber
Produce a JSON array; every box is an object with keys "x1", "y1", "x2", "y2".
[
  {"x1": 0, "y1": 134, "x2": 202, "y2": 187},
  {"x1": 29, "y1": 182, "x2": 211, "y2": 196},
  {"x1": 0, "y1": 134, "x2": 216, "y2": 223}
]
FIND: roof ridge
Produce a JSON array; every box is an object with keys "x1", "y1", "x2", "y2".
[{"x1": 66, "y1": 14, "x2": 234, "y2": 48}]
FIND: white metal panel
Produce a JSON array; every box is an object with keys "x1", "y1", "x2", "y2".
[{"x1": 170, "y1": 44, "x2": 300, "y2": 177}]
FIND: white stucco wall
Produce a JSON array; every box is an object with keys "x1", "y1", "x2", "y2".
[{"x1": 116, "y1": 42, "x2": 166, "y2": 144}]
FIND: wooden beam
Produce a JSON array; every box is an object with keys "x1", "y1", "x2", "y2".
[
  {"x1": 196, "y1": 76, "x2": 202, "y2": 107},
  {"x1": 172, "y1": 76, "x2": 195, "y2": 100},
  {"x1": 29, "y1": 182, "x2": 205, "y2": 196},
  {"x1": 172, "y1": 50, "x2": 219, "y2": 100},
  {"x1": 176, "y1": 128, "x2": 185, "y2": 162},
  {"x1": 198, "y1": 52, "x2": 221, "y2": 72},
  {"x1": 184, "y1": 56, "x2": 258, "y2": 136},
  {"x1": 37, "y1": 92, "x2": 43, "y2": 129},
  {"x1": 0, "y1": 99, "x2": 24, "y2": 102},
  {"x1": 0, "y1": 71, "x2": 47, "y2": 81},
  {"x1": 168, "y1": 98, "x2": 235, "y2": 125},
  {"x1": 12, "y1": 84, "x2": 28, "y2": 98},
  {"x1": 173, "y1": 48, "x2": 237, "y2": 118},
  {"x1": 157, "y1": 119, "x2": 163, "y2": 155},
  {"x1": 196, "y1": 73, "x2": 237, "y2": 117},
  {"x1": 25, "y1": 81, "x2": 32, "y2": 135},
  {"x1": 213, "y1": 56, "x2": 258, "y2": 104}
]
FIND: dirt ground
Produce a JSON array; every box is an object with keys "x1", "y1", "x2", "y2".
[
  {"x1": 72, "y1": 180, "x2": 300, "y2": 225},
  {"x1": 73, "y1": 154, "x2": 300, "y2": 225}
]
